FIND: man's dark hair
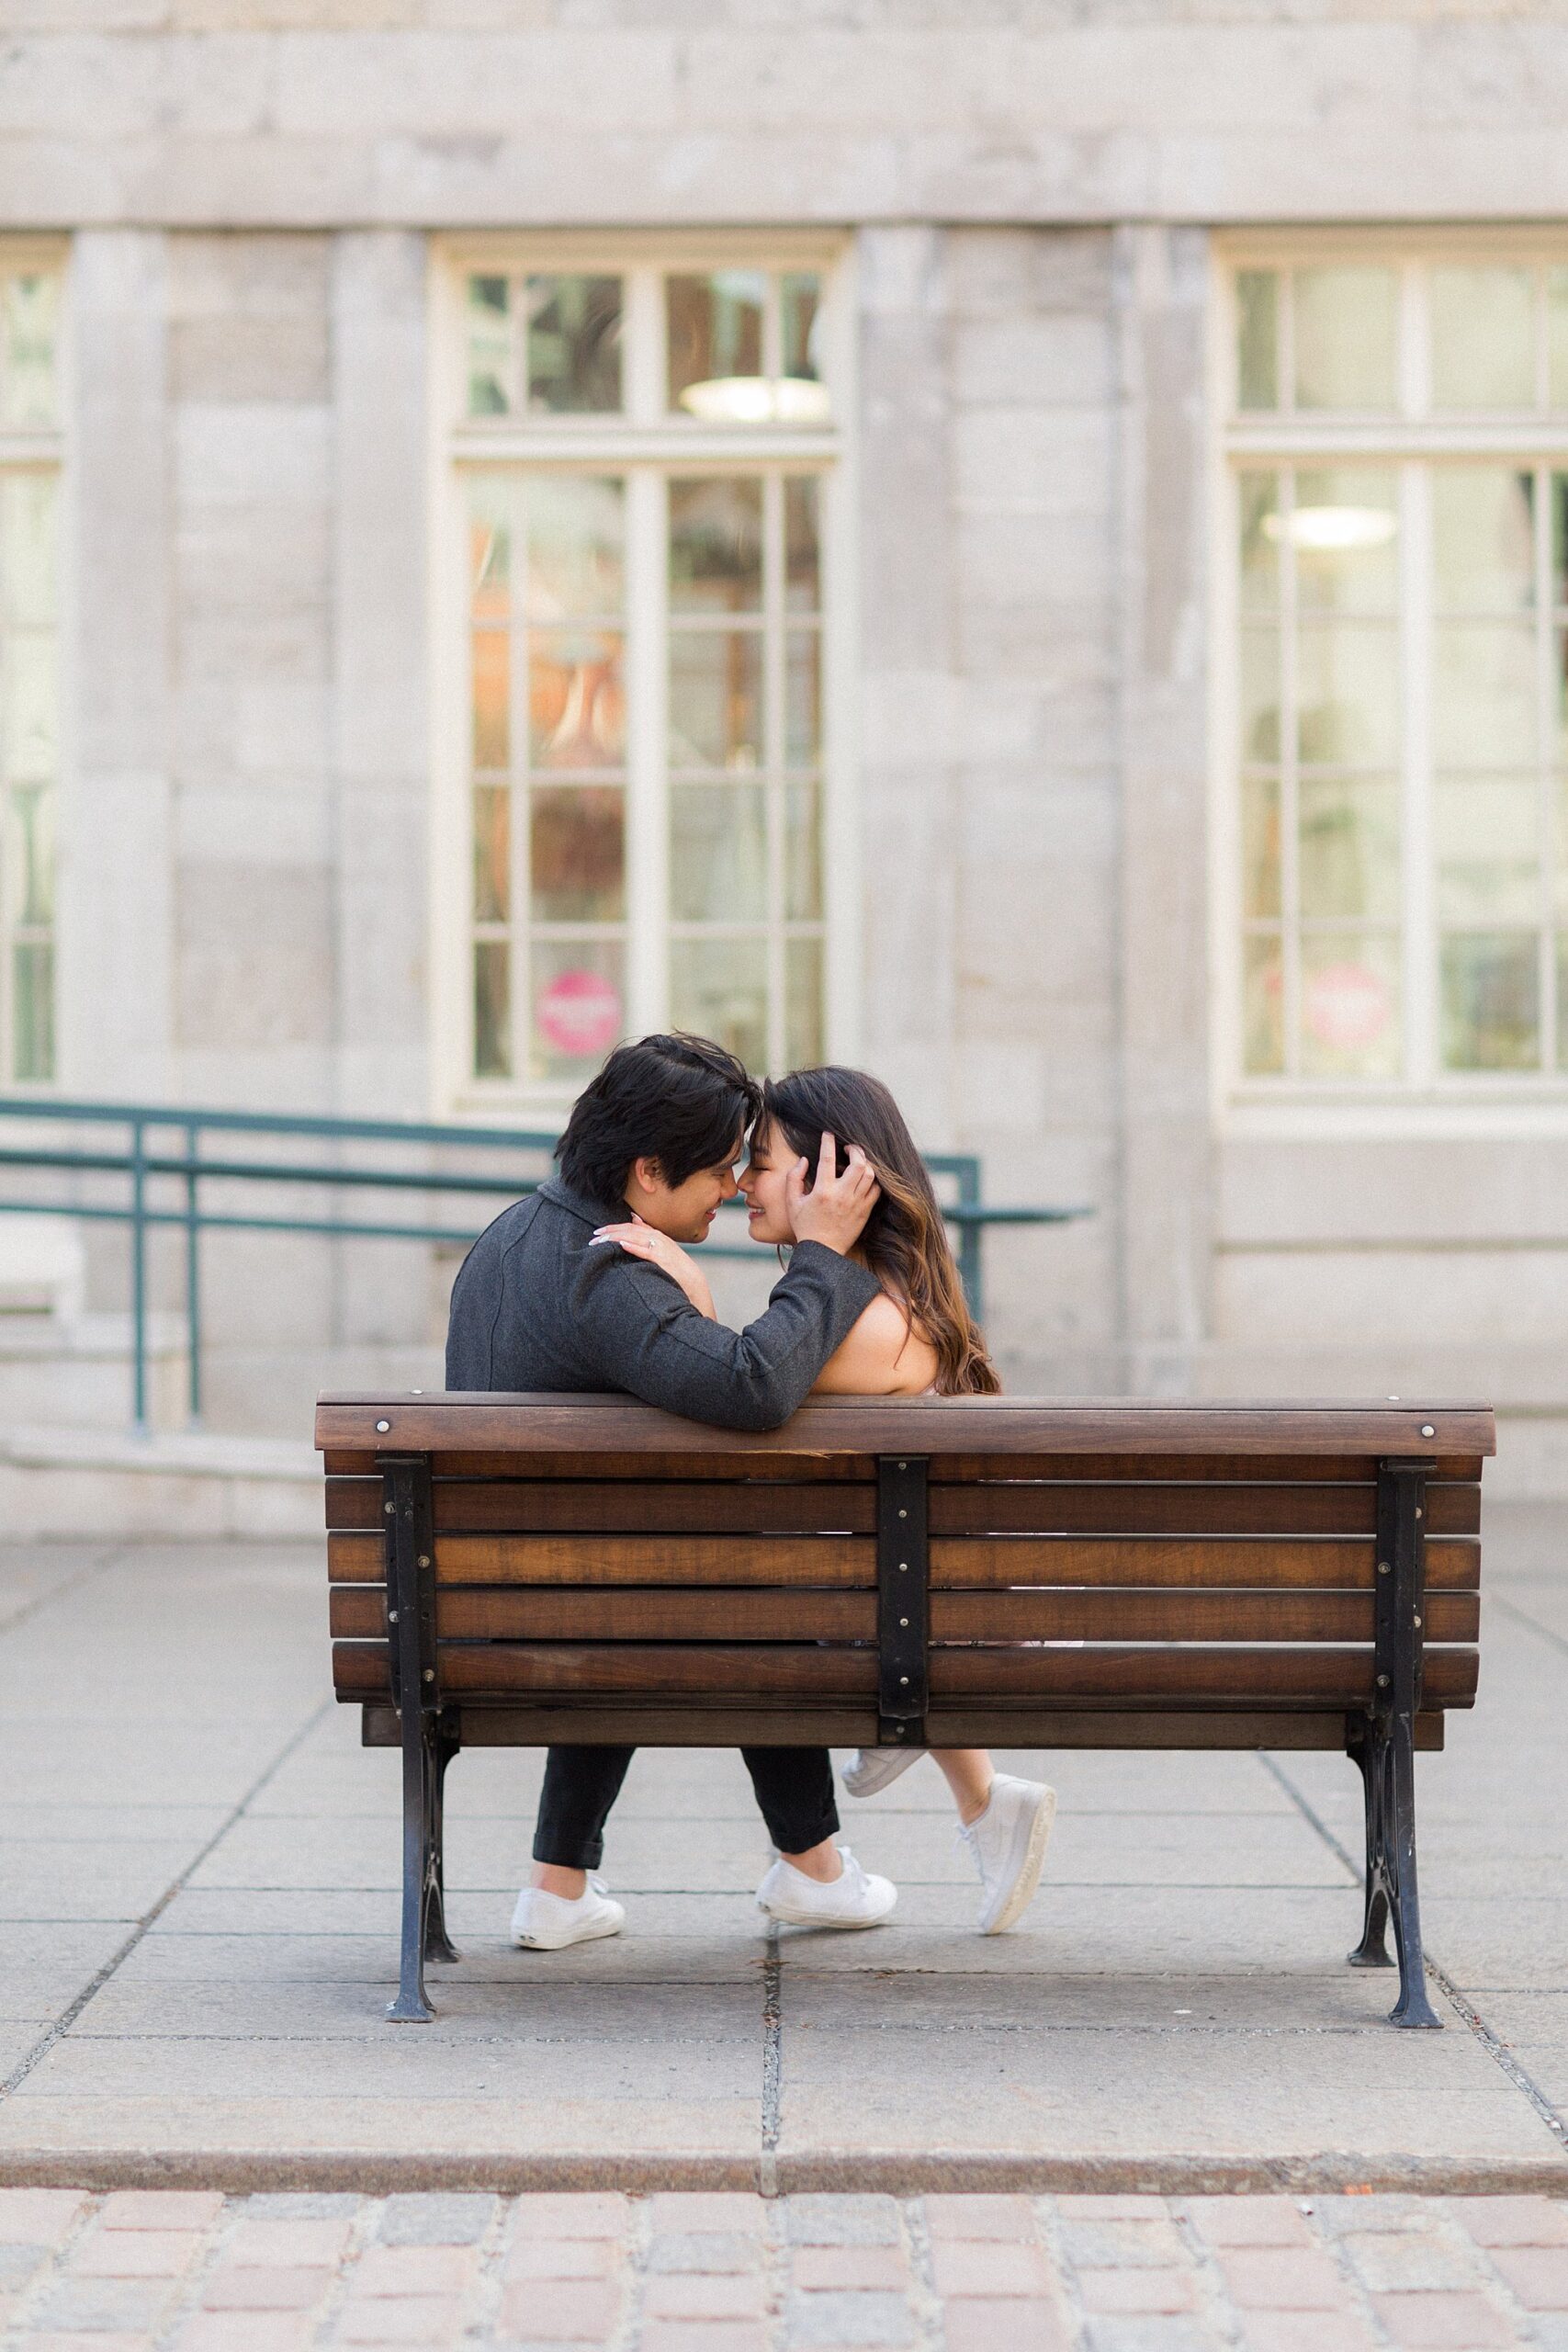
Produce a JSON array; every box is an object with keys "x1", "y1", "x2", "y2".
[{"x1": 557, "y1": 1034, "x2": 761, "y2": 1205}]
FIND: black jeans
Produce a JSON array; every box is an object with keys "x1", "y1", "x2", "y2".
[{"x1": 533, "y1": 1744, "x2": 840, "y2": 1871}]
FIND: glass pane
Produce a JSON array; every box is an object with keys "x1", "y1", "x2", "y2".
[
  {"x1": 473, "y1": 940, "x2": 511, "y2": 1080},
  {"x1": 1556, "y1": 775, "x2": 1568, "y2": 918},
  {"x1": 786, "y1": 632, "x2": 821, "y2": 767},
  {"x1": 1440, "y1": 931, "x2": 1540, "y2": 1069},
  {"x1": 1242, "y1": 776, "x2": 1280, "y2": 921},
  {"x1": 12, "y1": 939, "x2": 51, "y2": 1082},
  {"x1": 786, "y1": 478, "x2": 821, "y2": 613},
  {"x1": 1557, "y1": 630, "x2": 1568, "y2": 760},
  {"x1": 670, "y1": 631, "x2": 762, "y2": 770},
  {"x1": 1242, "y1": 935, "x2": 1284, "y2": 1075},
  {"x1": 469, "y1": 479, "x2": 511, "y2": 613},
  {"x1": 1239, "y1": 474, "x2": 1280, "y2": 616},
  {"x1": 670, "y1": 479, "x2": 763, "y2": 615},
  {"x1": 530, "y1": 786, "x2": 625, "y2": 922},
  {"x1": 671, "y1": 783, "x2": 767, "y2": 922},
  {"x1": 13, "y1": 783, "x2": 52, "y2": 926},
  {"x1": 1301, "y1": 933, "x2": 1402, "y2": 1079},
  {"x1": 670, "y1": 933, "x2": 767, "y2": 1069},
  {"x1": 1236, "y1": 271, "x2": 1279, "y2": 411},
  {"x1": 1432, "y1": 625, "x2": 1536, "y2": 767},
  {"x1": 1290, "y1": 469, "x2": 1398, "y2": 613},
  {"x1": 1293, "y1": 266, "x2": 1397, "y2": 412},
  {"x1": 668, "y1": 270, "x2": 766, "y2": 411},
  {"x1": 0, "y1": 474, "x2": 56, "y2": 626},
  {"x1": 525, "y1": 275, "x2": 622, "y2": 414},
  {"x1": 785, "y1": 936, "x2": 824, "y2": 1069},
  {"x1": 1436, "y1": 775, "x2": 1540, "y2": 924},
  {"x1": 470, "y1": 630, "x2": 509, "y2": 772},
  {"x1": 2, "y1": 633, "x2": 56, "y2": 783},
  {"x1": 1550, "y1": 269, "x2": 1568, "y2": 412},
  {"x1": 1551, "y1": 474, "x2": 1568, "y2": 612},
  {"x1": 466, "y1": 274, "x2": 511, "y2": 416},
  {"x1": 785, "y1": 779, "x2": 821, "y2": 922},
  {"x1": 781, "y1": 274, "x2": 822, "y2": 383},
  {"x1": 528, "y1": 630, "x2": 625, "y2": 770},
  {"x1": 1296, "y1": 625, "x2": 1399, "y2": 765},
  {"x1": 530, "y1": 939, "x2": 626, "y2": 1083},
  {"x1": 525, "y1": 476, "x2": 624, "y2": 623},
  {"x1": 473, "y1": 786, "x2": 509, "y2": 922},
  {"x1": 1434, "y1": 469, "x2": 1534, "y2": 613},
  {"x1": 1431, "y1": 266, "x2": 1534, "y2": 411},
  {"x1": 1559, "y1": 938, "x2": 1568, "y2": 1071},
  {"x1": 1, "y1": 273, "x2": 58, "y2": 429},
  {"x1": 1239, "y1": 629, "x2": 1281, "y2": 764},
  {"x1": 1300, "y1": 776, "x2": 1400, "y2": 922}
]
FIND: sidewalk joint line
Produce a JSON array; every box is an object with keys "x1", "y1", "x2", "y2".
[
  {"x1": 759, "y1": 1917, "x2": 781, "y2": 2198},
  {"x1": 1259, "y1": 1750, "x2": 1568, "y2": 2162},
  {"x1": 1491, "y1": 1590, "x2": 1568, "y2": 1662},
  {"x1": 0, "y1": 1694, "x2": 334, "y2": 2105},
  {"x1": 0, "y1": 1543, "x2": 127, "y2": 1639}
]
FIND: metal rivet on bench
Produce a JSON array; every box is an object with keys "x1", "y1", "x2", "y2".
[
  {"x1": 417, "y1": 1555, "x2": 430, "y2": 1569},
  {"x1": 388, "y1": 1610, "x2": 398, "y2": 1623},
  {"x1": 900, "y1": 1617, "x2": 909, "y2": 1628},
  {"x1": 384, "y1": 1501, "x2": 394, "y2": 1515},
  {"x1": 1378, "y1": 1560, "x2": 1391, "y2": 1575},
  {"x1": 376, "y1": 1419, "x2": 390, "y2": 1432},
  {"x1": 1376, "y1": 1673, "x2": 1390, "y2": 1687},
  {"x1": 1419, "y1": 1423, "x2": 1436, "y2": 1437},
  {"x1": 1414, "y1": 1614, "x2": 1422, "y2": 1628},
  {"x1": 899, "y1": 1675, "x2": 909, "y2": 1686},
  {"x1": 899, "y1": 1562, "x2": 908, "y2": 1572},
  {"x1": 898, "y1": 1460, "x2": 907, "y2": 1469},
  {"x1": 423, "y1": 1668, "x2": 434, "y2": 1681},
  {"x1": 898, "y1": 1509, "x2": 907, "y2": 1519}
]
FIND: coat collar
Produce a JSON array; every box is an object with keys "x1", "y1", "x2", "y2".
[{"x1": 536, "y1": 1172, "x2": 626, "y2": 1229}]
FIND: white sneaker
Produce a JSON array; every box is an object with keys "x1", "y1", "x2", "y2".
[
  {"x1": 959, "y1": 1776, "x2": 1057, "y2": 1935},
  {"x1": 756, "y1": 1846, "x2": 897, "y2": 1930},
  {"x1": 511, "y1": 1875, "x2": 626, "y2": 1951},
  {"x1": 840, "y1": 1747, "x2": 925, "y2": 1799}
]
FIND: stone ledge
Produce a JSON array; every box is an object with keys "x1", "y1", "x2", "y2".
[{"x1": 0, "y1": 1422, "x2": 320, "y2": 1539}]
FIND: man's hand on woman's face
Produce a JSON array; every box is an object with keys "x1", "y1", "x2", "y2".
[{"x1": 785, "y1": 1131, "x2": 880, "y2": 1256}]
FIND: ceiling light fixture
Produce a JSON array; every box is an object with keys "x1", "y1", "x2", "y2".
[
  {"x1": 1262, "y1": 505, "x2": 1398, "y2": 552},
  {"x1": 679, "y1": 376, "x2": 831, "y2": 425}
]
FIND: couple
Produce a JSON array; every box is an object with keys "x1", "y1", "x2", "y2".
[{"x1": 445, "y1": 1032, "x2": 1057, "y2": 1951}]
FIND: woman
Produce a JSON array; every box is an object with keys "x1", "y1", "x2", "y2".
[{"x1": 592, "y1": 1064, "x2": 1056, "y2": 1937}]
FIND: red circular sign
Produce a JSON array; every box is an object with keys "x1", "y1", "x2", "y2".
[
  {"x1": 536, "y1": 968, "x2": 622, "y2": 1059},
  {"x1": 1304, "y1": 961, "x2": 1390, "y2": 1051}
]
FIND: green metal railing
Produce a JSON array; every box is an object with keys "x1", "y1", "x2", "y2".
[{"x1": 0, "y1": 1095, "x2": 1089, "y2": 1432}]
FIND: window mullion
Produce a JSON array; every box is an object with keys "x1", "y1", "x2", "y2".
[
  {"x1": 625, "y1": 467, "x2": 668, "y2": 1036},
  {"x1": 1536, "y1": 463, "x2": 1557, "y2": 1074},
  {"x1": 763, "y1": 471, "x2": 786, "y2": 1074},
  {"x1": 1280, "y1": 471, "x2": 1301, "y2": 1078}
]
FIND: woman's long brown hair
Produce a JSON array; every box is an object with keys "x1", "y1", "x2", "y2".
[{"x1": 761, "y1": 1067, "x2": 1000, "y2": 1396}]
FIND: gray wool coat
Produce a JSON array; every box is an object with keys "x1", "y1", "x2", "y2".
[{"x1": 444, "y1": 1174, "x2": 881, "y2": 1431}]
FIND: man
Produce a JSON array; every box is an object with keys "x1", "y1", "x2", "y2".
[{"x1": 445, "y1": 1032, "x2": 897, "y2": 1950}]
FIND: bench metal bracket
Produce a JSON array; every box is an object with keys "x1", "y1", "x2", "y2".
[
  {"x1": 876, "y1": 1455, "x2": 929, "y2": 1747},
  {"x1": 379, "y1": 1452, "x2": 459, "y2": 2023},
  {"x1": 1347, "y1": 1456, "x2": 1440, "y2": 2029}
]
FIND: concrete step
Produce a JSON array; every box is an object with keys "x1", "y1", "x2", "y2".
[
  {"x1": 0, "y1": 1421, "x2": 321, "y2": 1540},
  {"x1": 0, "y1": 1310, "x2": 188, "y2": 1432}
]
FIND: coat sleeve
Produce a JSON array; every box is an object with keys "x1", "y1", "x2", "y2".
[{"x1": 565, "y1": 1240, "x2": 883, "y2": 1430}]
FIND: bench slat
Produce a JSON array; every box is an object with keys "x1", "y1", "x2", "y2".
[
  {"x1": 931, "y1": 1483, "x2": 1480, "y2": 1537},
  {"x1": 328, "y1": 1584, "x2": 1479, "y2": 1646},
  {"x1": 931, "y1": 1535, "x2": 1481, "y2": 1589},
  {"x1": 331, "y1": 1638, "x2": 1478, "y2": 1705}
]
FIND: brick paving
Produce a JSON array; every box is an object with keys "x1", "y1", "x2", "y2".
[{"x1": 2, "y1": 2188, "x2": 1566, "y2": 2351}]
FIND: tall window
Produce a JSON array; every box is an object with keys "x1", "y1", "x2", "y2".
[
  {"x1": 439, "y1": 244, "x2": 845, "y2": 1104},
  {"x1": 1222, "y1": 245, "x2": 1568, "y2": 1090},
  {"x1": 0, "y1": 256, "x2": 61, "y2": 1085}
]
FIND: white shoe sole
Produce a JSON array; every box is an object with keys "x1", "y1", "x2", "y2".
[
  {"x1": 511, "y1": 1910, "x2": 624, "y2": 1951},
  {"x1": 980, "y1": 1784, "x2": 1057, "y2": 1936},
  {"x1": 755, "y1": 1892, "x2": 896, "y2": 1931},
  {"x1": 840, "y1": 1747, "x2": 924, "y2": 1799}
]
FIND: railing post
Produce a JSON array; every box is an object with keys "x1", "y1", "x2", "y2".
[
  {"x1": 955, "y1": 1157, "x2": 983, "y2": 1323},
  {"x1": 130, "y1": 1114, "x2": 148, "y2": 1435},
  {"x1": 185, "y1": 1119, "x2": 202, "y2": 1426}
]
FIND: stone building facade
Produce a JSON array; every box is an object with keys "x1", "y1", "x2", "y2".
[{"x1": 3, "y1": 5, "x2": 1566, "y2": 1486}]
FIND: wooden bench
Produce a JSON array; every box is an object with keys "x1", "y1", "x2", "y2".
[{"x1": 316, "y1": 1393, "x2": 1493, "y2": 2030}]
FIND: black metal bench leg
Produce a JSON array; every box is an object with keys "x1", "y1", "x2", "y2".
[
  {"x1": 1383, "y1": 1712, "x2": 1441, "y2": 2030},
  {"x1": 1346, "y1": 1721, "x2": 1393, "y2": 1970},
  {"x1": 389, "y1": 1701, "x2": 435, "y2": 2023},
  {"x1": 423, "y1": 1724, "x2": 460, "y2": 1966}
]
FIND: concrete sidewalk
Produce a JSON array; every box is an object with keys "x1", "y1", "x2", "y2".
[{"x1": 1, "y1": 1512, "x2": 1565, "y2": 2194}]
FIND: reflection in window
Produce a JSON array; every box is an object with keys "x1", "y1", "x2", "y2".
[
  {"x1": 0, "y1": 270, "x2": 60, "y2": 1083},
  {"x1": 465, "y1": 273, "x2": 624, "y2": 417},
  {"x1": 669, "y1": 269, "x2": 830, "y2": 425}
]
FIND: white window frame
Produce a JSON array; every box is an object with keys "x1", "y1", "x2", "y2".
[
  {"x1": 428, "y1": 231, "x2": 859, "y2": 1119},
  {"x1": 0, "y1": 237, "x2": 68, "y2": 1093},
  {"x1": 1209, "y1": 228, "x2": 1568, "y2": 1137}
]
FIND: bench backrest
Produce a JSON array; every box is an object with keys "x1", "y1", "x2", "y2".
[{"x1": 318, "y1": 1396, "x2": 1491, "y2": 1754}]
